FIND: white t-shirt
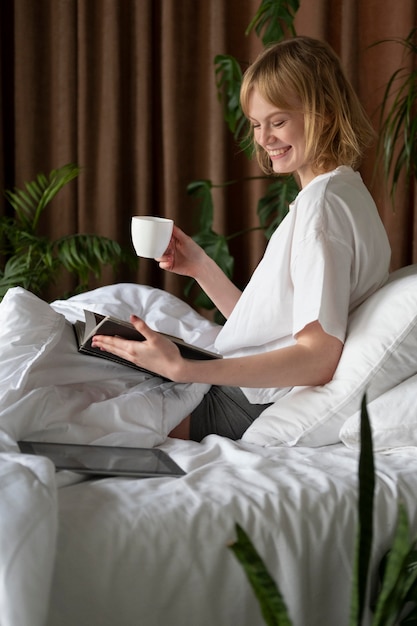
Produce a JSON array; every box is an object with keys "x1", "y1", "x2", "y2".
[{"x1": 214, "y1": 166, "x2": 391, "y2": 404}]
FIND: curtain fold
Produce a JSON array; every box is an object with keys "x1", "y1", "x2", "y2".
[{"x1": 1, "y1": 0, "x2": 416, "y2": 304}]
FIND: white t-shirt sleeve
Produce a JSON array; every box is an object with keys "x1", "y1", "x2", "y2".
[{"x1": 291, "y1": 229, "x2": 352, "y2": 343}]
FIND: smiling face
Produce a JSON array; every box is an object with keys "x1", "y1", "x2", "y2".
[{"x1": 247, "y1": 88, "x2": 316, "y2": 189}]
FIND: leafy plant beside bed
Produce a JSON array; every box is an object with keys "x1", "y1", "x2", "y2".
[
  {"x1": 374, "y1": 28, "x2": 417, "y2": 205},
  {"x1": 229, "y1": 396, "x2": 417, "y2": 625},
  {"x1": 0, "y1": 163, "x2": 136, "y2": 302}
]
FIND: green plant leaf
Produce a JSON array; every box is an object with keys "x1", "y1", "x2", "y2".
[
  {"x1": 184, "y1": 227, "x2": 234, "y2": 320},
  {"x1": 214, "y1": 55, "x2": 252, "y2": 156},
  {"x1": 3, "y1": 188, "x2": 35, "y2": 228},
  {"x1": 372, "y1": 515, "x2": 417, "y2": 625},
  {"x1": 193, "y1": 229, "x2": 234, "y2": 278},
  {"x1": 0, "y1": 255, "x2": 34, "y2": 293},
  {"x1": 186, "y1": 177, "x2": 234, "y2": 311},
  {"x1": 214, "y1": 55, "x2": 244, "y2": 134},
  {"x1": 229, "y1": 523, "x2": 293, "y2": 626},
  {"x1": 0, "y1": 242, "x2": 59, "y2": 298},
  {"x1": 350, "y1": 394, "x2": 375, "y2": 626},
  {"x1": 56, "y1": 234, "x2": 132, "y2": 291},
  {"x1": 373, "y1": 28, "x2": 417, "y2": 205},
  {"x1": 403, "y1": 549, "x2": 417, "y2": 606},
  {"x1": 257, "y1": 176, "x2": 297, "y2": 239},
  {"x1": 1, "y1": 163, "x2": 135, "y2": 301},
  {"x1": 4, "y1": 163, "x2": 80, "y2": 231},
  {"x1": 245, "y1": 0, "x2": 299, "y2": 45},
  {"x1": 187, "y1": 180, "x2": 215, "y2": 232}
]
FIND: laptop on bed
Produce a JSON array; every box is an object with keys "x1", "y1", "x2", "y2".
[{"x1": 17, "y1": 441, "x2": 186, "y2": 478}]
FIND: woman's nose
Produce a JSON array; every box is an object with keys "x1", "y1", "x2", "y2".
[{"x1": 258, "y1": 125, "x2": 274, "y2": 146}]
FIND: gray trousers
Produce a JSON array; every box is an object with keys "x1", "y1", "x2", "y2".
[{"x1": 189, "y1": 386, "x2": 271, "y2": 442}]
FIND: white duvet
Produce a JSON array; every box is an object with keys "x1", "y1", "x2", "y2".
[{"x1": 1, "y1": 284, "x2": 417, "y2": 626}]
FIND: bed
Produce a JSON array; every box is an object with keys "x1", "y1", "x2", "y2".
[{"x1": 1, "y1": 264, "x2": 417, "y2": 626}]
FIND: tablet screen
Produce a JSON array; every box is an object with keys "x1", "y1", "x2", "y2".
[{"x1": 18, "y1": 441, "x2": 186, "y2": 478}]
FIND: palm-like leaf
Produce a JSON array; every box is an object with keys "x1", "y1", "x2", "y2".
[
  {"x1": 374, "y1": 29, "x2": 417, "y2": 203},
  {"x1": 1, "y1": 163, "x2": 136, "y2": 300},
  {"x1": 4, "y1": 163, "x2": 81, "y2": 231},
  {"x1": 0, "y1": 241, "x2": 58, "y2": 299},
  {"x1": 57, "y1": 234, "x2": 129, "y2": 291}
]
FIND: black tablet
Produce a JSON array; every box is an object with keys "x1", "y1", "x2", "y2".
[{"x1": 18, "y1": 441, "x2": 186, "y2": 478}]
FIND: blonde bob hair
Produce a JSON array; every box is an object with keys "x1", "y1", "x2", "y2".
[{"x1": 240, "y1": 36, "x2": 375, "y2": 175}]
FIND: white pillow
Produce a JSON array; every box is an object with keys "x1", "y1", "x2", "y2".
[
  {"x1": 242, "y1": 264, "x2": 417, "y2": 447},
  {"x1": 340, "y1": 373, "x2": 417, "y2": 451},
  {"x1": 51, "y1": 282, "x2": 221, "y2": 350}
]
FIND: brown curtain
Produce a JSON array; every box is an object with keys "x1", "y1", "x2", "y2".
[{"x1": 1, "y1": 0, "x2": 416, "y2": 306}]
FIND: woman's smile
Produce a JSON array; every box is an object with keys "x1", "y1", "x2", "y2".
[{"x1": 268, "y1": 146, "x2": 292, "y2": 159}]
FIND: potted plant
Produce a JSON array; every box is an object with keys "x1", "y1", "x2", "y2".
[{"x1": 0, "y1": 162, "x2": 136, "y2": 301}]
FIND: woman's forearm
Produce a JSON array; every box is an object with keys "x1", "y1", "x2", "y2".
[
  {"x1": 193, "y1": 253, "x2": 242, "y2": 319},
  {"x1": 172, "y1": 322, "x2": 343, "y2": 388}
]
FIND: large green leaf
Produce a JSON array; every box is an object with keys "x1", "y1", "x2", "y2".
[
  {"x1": 185, "y1": 228, "x2": 234, "y2": 320},
  {"x1": 186, "y1": 178, "x2": 234, "y2": 315},
  {"x1": 350, "y1": 395, "x2": 375, "y2": 626},
  {"x1": 1, "y1": 163, "x2": 134, "y2": 301},
  {"x1": 193, "y1": 229, "x2": 234, "y2": 278},
  {"x1": 372, "y1": 508, "x2": 417, "y2": 625},
  {"x1": 56, "y1": 234, "x2": 131, "y2": 290},
  {"x1": 229, "y1": 523, "x2": 293, "y2": 626},
  {"x1": 245, "y1": 0, "x2": 299, "y2": 45},
  {"x1": 187, "y1": 180, "x2": 216, "y2": 232},
  {"x1": 257, "y1": 176, "x2": 297, "y2": 239},
  {"x1": 4, "y1": 163, "x2": 80, "y2": 231},
  {"x1": 0, "y1": 242, "x2": 58, "y2": 298},
  {"x1": 214, "y1": 55, "x2": 244, "y2": 135},
  {"x1": 373, "y1": 29, "x2": 417, "y2": 204}
]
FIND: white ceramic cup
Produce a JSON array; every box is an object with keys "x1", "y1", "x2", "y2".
[{"x1": 131, "y1": 216, "x2": 174, "y2": 258}]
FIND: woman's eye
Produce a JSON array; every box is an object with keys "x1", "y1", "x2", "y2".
[{"x1": 251, "y1": 120, "x2": 285, "y2": 130}]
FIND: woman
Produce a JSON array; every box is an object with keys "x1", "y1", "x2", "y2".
[{"x1": 92, "y1": 37, "x2": 391, "y2": 441}]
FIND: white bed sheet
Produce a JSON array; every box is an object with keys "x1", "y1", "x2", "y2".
[{"x1": 45, "y1": 437, "x2": 417, "y2": 626}]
